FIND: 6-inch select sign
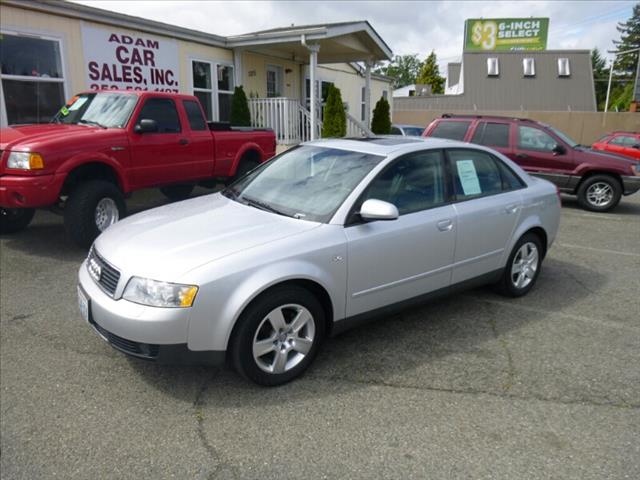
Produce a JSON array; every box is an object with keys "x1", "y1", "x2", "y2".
[
  {"x1": 81, "y1": 24, "x2": 179, "y2": 92},
  {"x1": 464, "y1": 18, "x2": 549, "y2": 51}
]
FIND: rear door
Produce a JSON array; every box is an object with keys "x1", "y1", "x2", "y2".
[
  {"x1": 182, "y1": 99, "x2": 215, "y2": 177},
  {"x1": 446, "y1": 148, "x2": 525, "y2": 284},
  {"x1": 608, "y1": 134, "x2": 640, "y2": 159},
  {"x1": 128, "y1": 96, "x2": 196, "y2": 188},
  {"x1": 509, "y1": 124, "x2": 575, "y2": 188}
]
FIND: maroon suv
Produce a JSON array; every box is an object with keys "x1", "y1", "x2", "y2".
[{"x1": 423, "y1": 115, "x2": 640, "y2": 212}]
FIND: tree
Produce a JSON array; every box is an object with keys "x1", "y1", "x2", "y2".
[
  {"x1": 230, "y1": 86, "x2": 251, "y2": 126},
  {"x1": 373, "y1": 54, "x2": 422, "y2": 88},
  {"x1": 610, "y1": 4, "x2": 640, "y2": 110},
  {"x1": 321, "y1": 85, "x2": 346, "y2": 138},
  {"x1": 370, "y1": 96, "x2": 391, "y2": 134},
  {"x1": 416, "y1": 51, "x2": 445, "y2": 94},
  {"x1": 591, "y1": 48, "x2": 609, "y2": 110}
]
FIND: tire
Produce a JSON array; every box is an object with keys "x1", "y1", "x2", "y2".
[
  {"x1": 576, "y1": 174, "x2": 622, "y2": 212},
  {"x1": 0, "y1": 208, "x2": 35, "y2": 234},
  {"x1": 230, "y1": 285, "x2": 326, "y2": 386},
  {"x1": 160, "y1": 184, "x2": 194, "y2": 201},
  {"x1": 64, "y1": 180, "x2": 126, "y2": 248},
  {"x1": 495, "y1": 233, "x2": 543, "y2": 298},
  {"x1": 227, "y1": 158, "x2": 259, "y2": 185}
]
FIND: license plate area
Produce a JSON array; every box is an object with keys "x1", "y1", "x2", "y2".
[{"x1": 77, "y1": 285, "x2": 90, "y2": 323}]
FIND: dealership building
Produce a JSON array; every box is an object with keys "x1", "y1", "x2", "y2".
[{"x1": 0, "y1": 0, "x2": 393, "y2": 143}]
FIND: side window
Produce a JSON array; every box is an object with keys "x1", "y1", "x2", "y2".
[
  {"x1": 362, "y1": 150, "x2": 446, "y2": 215},
  {"x1": 430, "y1": 121, "x2": 470, "y2": 141},
  {"x1": 183, "y1": 100, "x2": 207, "y2": 131},
  {"x1": 610, "y1": 135, "x2": 637, "y2": 146},
  {"x1": 390, "y1": 126, "x2": 402, "y2": 135},
  {"x1": 471, "y1": 122, "x2": 510, "y2": 148},
  {"x1": 448, "y1": 149, "x2": 504, "y2": 200},
  {"x1": 517, "y1": 126, "x2": 557, "y2": 152},
  {"x1": 496, "y1": 160, "x2": 525, "y2": 190},
  {"x1": 136, "y1": 98, "x2": 181, "y2": 133}
]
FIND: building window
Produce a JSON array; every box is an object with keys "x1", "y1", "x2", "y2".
[
  {"x1": 1, "y1": 32, "x2": 66, "y2": 125},
  {"x1": 361, "y1": 86, "x2": 366, "y2": 121},
  {"x1": 487, "y1": 57, "x2": 499, "y2": 76},
  {"x1": 382, "y1": 90, "x2": 388, "y2": 100},
  {"x1": 558, "y1": 58, "x2": 571, "y2": 77},
  {"x1": 266, "y1": 65, "x2": 282, "y2": 97},
  {"x1": 192, "y1": 60, "x2": 213, "y2": 121},
  {"x1": 217, "y1": 64, "x2": 234, "y2": 122},
  {"x1": 523, "y1": 58, "x2": 535, "y2": 77}
]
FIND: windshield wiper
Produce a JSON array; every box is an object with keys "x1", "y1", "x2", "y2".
[
  {"x1": 240, "y1": 195, "x2": 291, "y2": 217},
  {"x1": 78, "y1": 119, "x2": 107, "y2": 129}
]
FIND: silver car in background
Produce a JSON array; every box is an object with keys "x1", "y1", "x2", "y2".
[{"x1": 78, "y1": 137, "x2": 560, "y2": 385}]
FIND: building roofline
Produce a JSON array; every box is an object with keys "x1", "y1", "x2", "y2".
[{"x1": 463, "y1": 50, "x2": 591, "y2": 54}]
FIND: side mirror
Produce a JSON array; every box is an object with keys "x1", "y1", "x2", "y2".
[
  {"x1": 359, "y1": 199, "x2": 399, "y2": 221},
  {"x1": 134, "y1": 118, "x2": 158, "y2": 133},
  {"x1": 552, "y1": 144, "x2": 566, "y2": 155}
]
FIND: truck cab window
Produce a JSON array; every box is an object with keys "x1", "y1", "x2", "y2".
[
  {"x1": 136, "y1": 98, "x2": 181, "y2": 133},
  {"x1": 183, "y1": 100, "x2": 207, "y2": 131}
]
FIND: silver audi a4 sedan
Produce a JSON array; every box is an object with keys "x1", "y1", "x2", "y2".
[{"x1": 78, "y1": 137, "x2": 560, "y2": 385}]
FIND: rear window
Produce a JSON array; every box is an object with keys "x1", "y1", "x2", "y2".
[
  {"x1": 471, "y1": 122, "x2": 510, "y2": 148},
  {"x1": 430, "y1": 121, "x2": 470, "y2": 141}
]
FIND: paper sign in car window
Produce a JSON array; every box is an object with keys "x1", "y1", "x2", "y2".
[
  {"x1": 456, "y1": 160, "x2": 482, "y2": 196},
  {"x1": 68, "y1": 96, "x2": 88, "y2": 111}
]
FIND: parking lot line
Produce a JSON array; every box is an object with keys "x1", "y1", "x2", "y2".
[{"x1": 555, "y1": 242, "x2": 640, "y2": 258}]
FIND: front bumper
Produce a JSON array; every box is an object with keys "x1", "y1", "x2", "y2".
[
  {"x1": 78, "y1": 262, "x2": 225, "y2": 366},
  {"x1": 0, "y1": 173, "x2": 66, "y2": 208},
  {"x1": 622, "y1": 175, "x2": 640, "y2": 195}
]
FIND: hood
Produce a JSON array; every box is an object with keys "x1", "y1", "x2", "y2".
[
  {"x1": 576, "y1": 146, "x2": 638, "y2": 166},
  {"x1": 0, "y1": 124, "x2": 105, "y2": 151},
  {"x1": 93, "y1": 193, "x2": 320, "y2": 280}
]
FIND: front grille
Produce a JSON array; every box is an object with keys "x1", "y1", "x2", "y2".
[
  {"x1": 92, "y1": 321, "x2": 159, "y2": 360},
  {"x1": 87, "y1": 248, "x2": 121, "y2": 297}
]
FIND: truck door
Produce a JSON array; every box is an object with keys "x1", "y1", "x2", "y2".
[{"x1": 128, "y1": 96, "x2": 199, "y2": 188}]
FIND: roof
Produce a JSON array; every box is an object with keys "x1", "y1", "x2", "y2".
[{"x1": 303, "y1": 136, "x2": 466, "y2": 156}]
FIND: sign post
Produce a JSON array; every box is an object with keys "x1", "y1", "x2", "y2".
[{"x1": 464, "y1": 18, "x2": 549, "y2": 51}]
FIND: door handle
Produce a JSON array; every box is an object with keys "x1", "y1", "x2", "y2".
[
  {"x1": 515, "y1": 153, "x2": 528, "y2": 159},
  {"x1": 437, "y1": 219, "x2": 453, "y2": 232},
  {"x1": 504, "y1": 204, "x2": 519, "y2": 214},
  {"x1": 179, "y1": 138, "x2": 189, "y2": 145}
]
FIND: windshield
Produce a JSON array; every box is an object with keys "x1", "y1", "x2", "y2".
[
  {"x1": 547, "y1": 125, "x2": 579, "y2": 148},
  {"x1": 52, "y1": 92, "x2": 138, "y2": 128},
  {"x1": 224, "y1": 146, "x2": 385, "y2": 223}
]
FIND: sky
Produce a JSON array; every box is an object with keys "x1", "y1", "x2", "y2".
[{"x1": 74, "y1": 0, "x2": 635, "y2": 73}]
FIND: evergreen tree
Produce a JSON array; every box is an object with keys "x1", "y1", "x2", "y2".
[
  {"x1": 230, "y1": 86, "x2": 251, "y2": 126},
  {"x1": 370, "y1": 96, "x2": 391, "y2": 134},
  {"x1": 416, "y1": 51, "x2": 445, "y2": 94},
  {"x1": 321, "y1": 85, "x2": 346, "y2": 138},
  {"x1": 613, "y1": 3, "x2": 640, "y2": 76},
  {"x1": 591, "y1": 48, "x2": 609, "y2": 110}
]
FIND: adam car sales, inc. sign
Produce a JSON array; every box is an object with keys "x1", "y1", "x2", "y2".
[{"x1": 81, "y1": 24, "x2": 179, "y2": 92}]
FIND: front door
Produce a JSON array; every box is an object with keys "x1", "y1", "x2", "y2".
[
  {"x1": 345, "y1": 150, "x2": 456, "y2": 317},
  {"x1": 128, "y1": 96, "x2": 194, "y2": 188}
]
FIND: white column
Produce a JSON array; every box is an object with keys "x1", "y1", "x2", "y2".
[
  {"x1": 364, "y1": 60, "x2": 372, "y2": 128},
  {"x1": 233, "y1": 48, "x2": 243, "y2": 88},
  {"x1": 308, "y1": 44, "x2": 320, "y2": 140}
]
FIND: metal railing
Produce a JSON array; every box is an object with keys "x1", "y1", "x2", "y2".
[{"x1": 345, "y1": 111, "x2": 372, "y2": 137}]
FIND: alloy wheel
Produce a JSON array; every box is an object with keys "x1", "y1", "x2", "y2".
[
  {"x1": 511, "y1": 242, "x2": 539, "y2": 289},
  {"x1": 586, "y1": 182, "x2": 613, "y2": 208},
  {"x1": 95, "y1": 198, "x2": 119, "y2": 232}
]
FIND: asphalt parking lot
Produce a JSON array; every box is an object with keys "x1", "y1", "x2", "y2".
[{"x1": 1, "y1": 189, "x2": 639, "y2": 479}]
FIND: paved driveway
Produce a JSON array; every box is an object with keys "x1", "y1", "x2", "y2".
[{"x1": 1, "y1": 190, "x2": 639, "y2": 479}]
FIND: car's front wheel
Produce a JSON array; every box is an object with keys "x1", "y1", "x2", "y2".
[
  {"x1": 495, "y1": 233, "x2": 543, "y2": 297},
  {"x1": 230, "y1": 286, "x2": 325, "y2": 386},
  {"x1": 576, "y1": 174, "x2": 622, "y2": 212}
]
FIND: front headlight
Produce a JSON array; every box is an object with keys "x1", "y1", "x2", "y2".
[
  {"x1": 122, "y1": 276, "x2": 198, "y2": 308},
  {"x1": 7, "y1": 151, "x2": 45, "y2": 170}
]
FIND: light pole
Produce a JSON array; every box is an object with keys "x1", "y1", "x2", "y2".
[{"x1": 604, "y1": 47, "x2": 640, "y2": 113}]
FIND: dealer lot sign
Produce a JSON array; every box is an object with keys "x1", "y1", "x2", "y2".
[
  {"x1": 465, "y1": 18, "x2": 549, "y2": 51},
  {"x1": 81, "y1": 24, "x2": 179, "y2": 92}
]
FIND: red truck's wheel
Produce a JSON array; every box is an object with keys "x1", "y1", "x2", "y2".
[
  {"x1": 0, "y1": 208, "x2": 35, "y2": 234},
  {"x1": 64, "y1": 181, "x2": 126, "y2": 248}
]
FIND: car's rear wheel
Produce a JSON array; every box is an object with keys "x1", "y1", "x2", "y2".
[
  {"x1": 495, "y1": 233, "x2": 543, "y2": 297},
  {"x1": 64, "y1": 180, "x2": 126, "y2": 248},
  {"x1": 0, "y1": 208, "x2": 35, "y2": 234},
  {"x1": 160, "y1": 184, "x2": 194, "y2": 201},
  {"x1": 230, "y1": 286, "x2": 325, "y2": 386},
  {"x1": 576, "y1": 175, "x2": 621, "y2": 212}
]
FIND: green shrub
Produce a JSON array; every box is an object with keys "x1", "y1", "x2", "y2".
[
  {"x1": 370, "y1": 96, "x2": 391, "y2": 134},
  {"x1": 230, "y1": 86, "x2": 251, "y2": 126},
  {"x1": 321, "y1": 85, "x2": 346, "y2": 138}
]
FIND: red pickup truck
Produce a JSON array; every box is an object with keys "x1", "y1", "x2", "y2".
[{"x1": 0, "y1": 91, "x2": 276, "y2": 246}]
